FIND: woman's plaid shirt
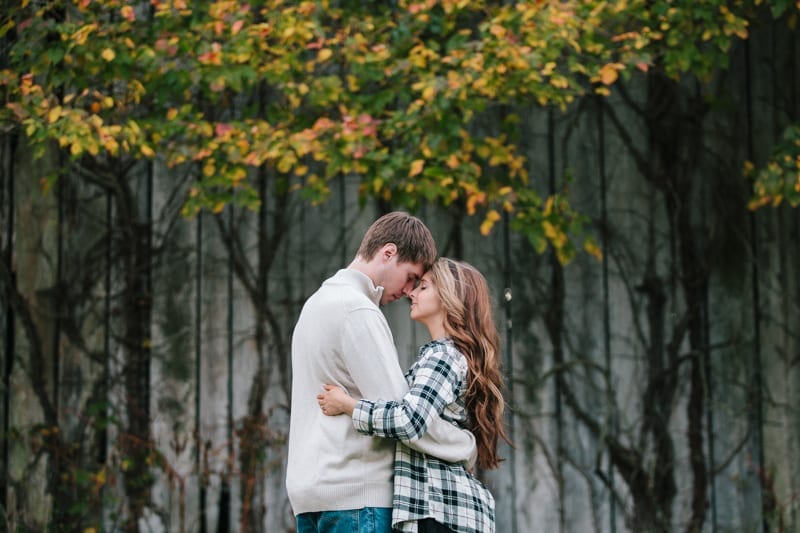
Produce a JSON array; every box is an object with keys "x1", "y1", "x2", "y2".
[{"x1": 352, "y1": 338, "x2": 495, "y2": 533}]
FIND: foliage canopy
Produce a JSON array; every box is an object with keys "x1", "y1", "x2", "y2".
[{"x1": 1, "y1": 0, "x2": 789, "y2": 262}]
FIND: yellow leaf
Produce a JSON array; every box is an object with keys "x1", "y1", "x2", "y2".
[
  {"x1": 543, "y1": 221, "x2": 567, "y2": 247},
  {"x1": 584, "y1": 239, "x2": 603, "y2": 261},
  {"x1": 231, "y1": 167, "x2": 247, "y2": 183},
  {"x1": 598, "y1": 63, "x2": 619, "y2": 85},
  {"x1": 747, "y1": 196, "x2": 771, "y2": 210},
  {"x1": 543, "y1": 196, "x2": 554, "y2": 216},
  {"x1": 277, "y1": 154, "x2": 296, "y2": 173},
  {"x1": 479, "y1": 210, "x2": 500, "y2": 236},
  {"x1": 466, "y1": 192, "x2": 485, "y2": 215},
  {"x1": 318, "y1": 48, "x2": 333, "y2": 62},
  {"x1": 48, "y1": 106, "x2": 62, "y2": 124},
  {"x1": 167, "y1": 108, "x2": 178, "y2": 120},
  {"x1": 409, "y1": 159, "x2": 425, "y2": 177},
  {"x1": 422, "y1": 85, "x2": 437, "y2": 101},
  {"x1": 101, "y1": 48, "x2": 116, "y2": 62},
  {"x1": 490, "y1": 24, "x2": 506, "y2": 38},
  {"x1": 140, "y1": 145, "x2": 155, "y2": 158},
  {"x1": 103, "y1": 137, "x2": 119, "y2": 155}
]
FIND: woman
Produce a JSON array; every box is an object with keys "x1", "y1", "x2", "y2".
[{"x1": 317, "y1": 258, "x2": 510, "y2": 533}]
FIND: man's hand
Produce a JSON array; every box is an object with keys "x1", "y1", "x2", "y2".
[{"x1": 317, "y1": 384, "x2": 357, "y2": 416}]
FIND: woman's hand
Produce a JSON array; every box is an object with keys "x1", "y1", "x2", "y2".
[{"x1": 317, "y1": 384, "x2": 357, "y2": 416}]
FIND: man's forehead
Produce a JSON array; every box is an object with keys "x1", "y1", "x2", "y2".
[{"x1": 403, "y1": 262, "x2": 425, "y2": 277}]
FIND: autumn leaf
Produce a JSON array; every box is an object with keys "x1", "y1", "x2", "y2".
[
  {"x1": 120, "y1": 6, "x2": 135, "y2": 22},
  {"x1": 466, "y1": 192, "x2": 486, "y2": 215},
  {"x1": 409, "y1": 159, "x2": 425, "y2": 177},
  {"x1": 584, "y1": 238, "x2": 603, "y2": 261},
  {"x1": 479, "y1": 209, "x2": 501, "y2": 236},
  {"x1": 47, "y1": 106, "x2": 61, "y2": 124},
  {"x1": 598, "y1": 63, "x2": 619, "y2": 85}
]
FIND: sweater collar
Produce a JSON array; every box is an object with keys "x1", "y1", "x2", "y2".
[{"x1": 336, "y1": 268, "x2": 384, "y2": 305}]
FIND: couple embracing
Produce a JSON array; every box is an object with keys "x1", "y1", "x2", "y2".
[{"x1": 286, "y1": 212, "x2": 510, "y2": 533}]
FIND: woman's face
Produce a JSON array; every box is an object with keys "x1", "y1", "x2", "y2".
[{"x1": 408, "y1": 273, "x2": 443, "y2": 326}]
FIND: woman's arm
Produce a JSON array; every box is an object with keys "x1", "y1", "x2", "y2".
[{"x1": 318, "y1": 347, "x2": 465, "y2": 442}]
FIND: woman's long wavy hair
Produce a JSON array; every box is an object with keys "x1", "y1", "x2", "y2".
[{"x1": 429, "y1": 258, "x2": 511, "y2": 470}]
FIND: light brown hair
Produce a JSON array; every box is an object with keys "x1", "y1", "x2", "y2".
[
  {"x1": 429, "y1": 258, "x2": 511, "y2": 470},
  {"x1": 356, "y1": 212, "x2": 437, "y2": 270}
]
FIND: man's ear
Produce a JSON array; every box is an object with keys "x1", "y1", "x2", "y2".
[{"x1": 381, "y1": 243, "x2": 397, "y2": 261}]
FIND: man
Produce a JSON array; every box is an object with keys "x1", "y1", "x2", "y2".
[{"x1": 286, "y1": 211, "x2": 477, "y2": 532}]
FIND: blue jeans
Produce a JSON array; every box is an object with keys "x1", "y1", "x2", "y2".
[{"x1": 296, "y1": 507, "x2": 393, "y2": 533}]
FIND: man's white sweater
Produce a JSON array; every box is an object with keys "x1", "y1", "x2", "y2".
[{"x1": 285, "y1": 268, "x2": 475, "y2": 515}]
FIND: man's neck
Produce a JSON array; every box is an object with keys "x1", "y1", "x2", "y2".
[{"x1": 348, "y1": 257, "x2": 378, "y2": 287}]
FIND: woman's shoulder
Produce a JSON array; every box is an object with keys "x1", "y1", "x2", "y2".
[
  {"x1": 418, "y1": 337, "x2": 456, "y2": 354},
  {"x1": 417, "y1": 339, "x2": 467, "y2": 371}
]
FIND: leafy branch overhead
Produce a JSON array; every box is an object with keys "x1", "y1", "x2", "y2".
[
  {"x1": 0, "y1": 0, "x2": 776, "y2": 263},
  {"x1": 748, "y1": 124, "x2": 800, "y2": 209}
]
